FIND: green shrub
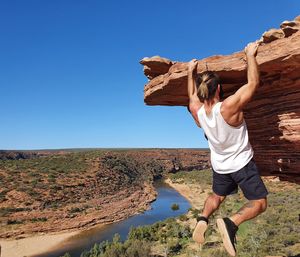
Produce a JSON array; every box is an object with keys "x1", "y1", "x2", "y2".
[
  {"x1": 179, "y1": 214, "x2": 188, "y2": 221},
  {"x1": 69, "y1": 207, "x2": 84, "y2": 213},
  {"x1": 7, "y1": 219, "x2": 24, "y2": 225},
  {"x1": 171, "y1": 203, "x2": 180, "y2": 211},
  {"x1": 30, "y1": 217, "x2": 47, "y2": 222}
]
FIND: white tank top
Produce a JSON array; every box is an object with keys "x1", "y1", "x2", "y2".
[{"x1": 197, "y1": 102, "x2": 253, "y2": 174}]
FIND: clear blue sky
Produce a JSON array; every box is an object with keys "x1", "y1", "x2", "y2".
[{"x1": 0, "y1": 1, "x2": 299, "y2": 150}]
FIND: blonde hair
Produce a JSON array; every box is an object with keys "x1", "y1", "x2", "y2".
[
  {"x1": 196, "y1": 72, "x2": 222, "y2": 101},
  {"x1": 198, "y1": 73, "x2": 210, "y2": 99}
]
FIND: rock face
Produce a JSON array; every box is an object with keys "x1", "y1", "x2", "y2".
[{"x1": 141, "y1": 16, "x2": 300, "y2": 182}]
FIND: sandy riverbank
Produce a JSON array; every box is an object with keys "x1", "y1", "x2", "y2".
[
  {"x1": 0, "y1": 182, "x2": 157, "y2": 257},
  {"x1": 164, "y1": 178, "x2": 209, "y2": 210},
  {"x1": 0, "y1": 230, "x2": 80, "y2": 257},
  {"x1": 0, "y1": 180, "x2": 201, "y2": 257}
]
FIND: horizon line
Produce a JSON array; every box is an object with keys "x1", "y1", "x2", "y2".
[{"x1": 0, "y1": 147, "x2": 210, "y2": 152}]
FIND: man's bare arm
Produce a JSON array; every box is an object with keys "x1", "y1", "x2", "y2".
[
  {"x1": 222, "y1": 42, "x2": 260, "y2": 124},
  {"x1": 187, "y1": 59, "x2": 202, "y2": 127}
]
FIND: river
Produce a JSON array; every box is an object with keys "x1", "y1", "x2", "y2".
[{"x1": 35, "y1": 179, "x2": 191, "y2": 257}]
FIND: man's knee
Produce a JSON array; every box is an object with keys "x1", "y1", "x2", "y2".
[
  {"x1": 212, "y1": 193, "x2": 226, "y2": 203},
  {"x1": 261, "y1": 198, "x2": 267, "y2": 212},
  {"x1": 255, "y1": 198, "x2": 267, "y2": 212}
]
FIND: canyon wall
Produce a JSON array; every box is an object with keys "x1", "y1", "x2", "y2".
[{"x1": 141, "y1": 17, "x2": 300, "y2": 182}]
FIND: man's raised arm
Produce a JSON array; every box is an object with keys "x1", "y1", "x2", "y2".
[
  {"x1": 187, "y1": 59, "x2": 202, "y2": 127},
  {"x1": 222, "y1": 42, "x2": 260, "y2": 119}
]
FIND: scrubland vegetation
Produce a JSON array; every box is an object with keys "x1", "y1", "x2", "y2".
[
  {"x1": 70, "y1": 169, "x2": 300, "y2": 257},
  {"x1": 1, "y1": 150, "x2": 298, "y2": 256},
  {"x1": 0, "y1": 150, "x2": 164, "y2": 235}
]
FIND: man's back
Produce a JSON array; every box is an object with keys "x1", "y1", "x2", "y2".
[{"x1": 197, "y1": 102, "x2": 253, "y2": 174}]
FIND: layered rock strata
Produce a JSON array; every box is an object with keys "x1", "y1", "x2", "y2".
[{"x1": 141, "y1": 16, "x2": 300, "y2": 182}]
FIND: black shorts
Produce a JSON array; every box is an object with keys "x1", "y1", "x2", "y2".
[{"x1": 212, "y1": 158, "x2": 269, "y2": 200}]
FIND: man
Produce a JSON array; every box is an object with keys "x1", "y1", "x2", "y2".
[{"x1": 187, "y1": 42, "x2": 268, "y2": 256}]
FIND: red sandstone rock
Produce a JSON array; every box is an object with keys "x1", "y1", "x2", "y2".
[
  {"x1": 140, "y1": 56, "x2": 173, "y2": 79},
  {"x1": 262, "y1": 28, "x2": 285, "y2": 43},
  {"x1": 280, "y1": 20, "x2": 300, "y2": 37},
  {"x1": 141, "y1": 18, "x2": 300, "y2": 182}
]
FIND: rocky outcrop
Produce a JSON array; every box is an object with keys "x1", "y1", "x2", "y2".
[
  {"x1": 140, "y1": 56, "x2": 173, "y2": 80},
  {"x1": 141, "y1": 16, "x2": 300, "y2": 182},
  {"x1": 0, "y1": 151, "x2": 39, "y2": 160},
  {"x1": 261, "y1": 17, "x2": 300, "y2": 43},
  {"x1": 0, "y1": 150, "x2": 68, "y2": 160}
]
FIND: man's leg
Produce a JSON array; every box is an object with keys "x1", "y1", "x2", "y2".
[
  {"x1": 201, "y1": 193, "x2": 226, "y2": 218},
  {"x1": 217, "y1": 159, "x2": 269, "y2": 256},
  {"x1": 193, "y1": 169, "x2": 236, "y2": 244},
  {"x1": 193, "y1": 193, "x2": 226, "y2": 244},
  {"x1": 229, "y1": 160, "x2": 268, "y2": 226},
  {"x1": 217, "y1": 198, "x2": 267, "y2": 256},
  {"x1": 230, "y1": 198, "x2": 267, "y2": 226}
]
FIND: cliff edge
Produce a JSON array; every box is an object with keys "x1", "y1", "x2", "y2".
[{"x1": 141, "y1": 16, "x2": 300, "y2": 182}]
